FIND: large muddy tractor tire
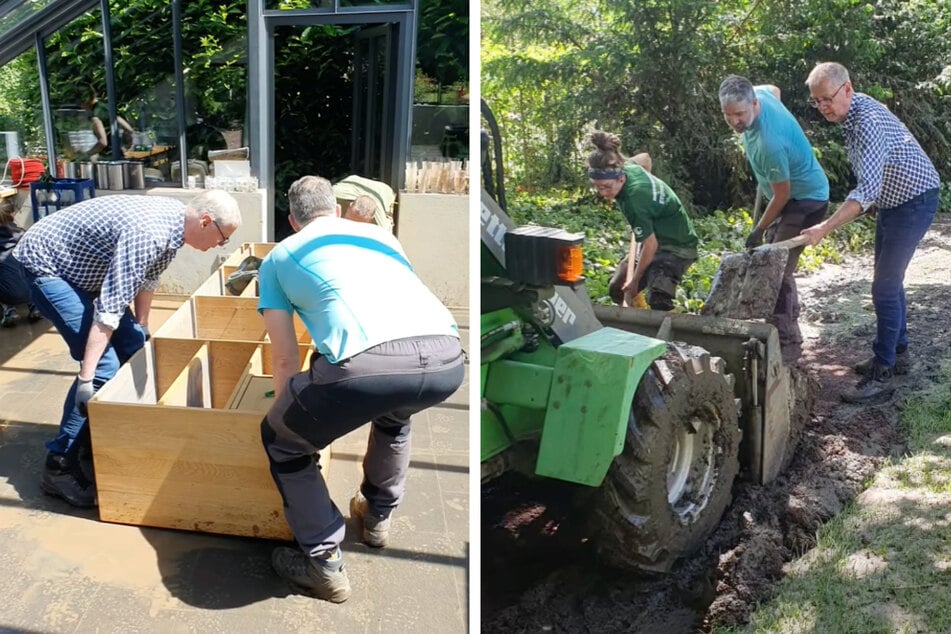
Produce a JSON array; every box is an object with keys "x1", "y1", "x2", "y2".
[{"x1": 592, "y1": 342, "x2": 741, "y2": 572}]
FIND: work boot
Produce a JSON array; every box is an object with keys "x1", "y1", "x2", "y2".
[
  {"x1": 40, "y1": 453, "x2": 97, "y2": 508},
  {"x1": 350, "y1": 490, "x2": 391, "y2": 548},
  {"x1": 1, "y1": 305, "x2": 18, "y2": 328},
  {"x1": 855, "y1": 349, "x2": 908, "y2": 377},
  {"x1": 27, "y1": 304, "x2": 44, "y2": 323},
  {"x1": 271, "y1": 546, "x2": 351, "y2": 603},
  {"x1": 841, "y1": 363, "x2": 895, "y2": 404}
]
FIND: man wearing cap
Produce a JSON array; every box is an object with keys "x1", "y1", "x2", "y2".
[{"x1": 718, "y1": 74, "x2": 830, "y2": 363}]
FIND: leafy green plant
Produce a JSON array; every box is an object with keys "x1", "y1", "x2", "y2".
[
  {"x1": 484, "y1": 0, "x2": 951, "y2": 214},
  {"x1": 505, "y1": 190, "x2": 876, "y2": 313},
  {"x1": 940, "y1": 182, "x2": 951, "y2": 213}
]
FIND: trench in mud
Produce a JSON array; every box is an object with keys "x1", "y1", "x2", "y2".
[
  {"x1": 482, "y1": 219, "x2": 951, "y2": 632},
  {"x1": 481, "y1": 378, "x2": 896, "y2": 633}
]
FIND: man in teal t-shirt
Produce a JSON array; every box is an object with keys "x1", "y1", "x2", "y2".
[
  {"x1": 256, "y1": 175, "x2": 464, "y2": 604},
  {"x1": 719, "y1": 74, "x2": 830, "y2": 362}
]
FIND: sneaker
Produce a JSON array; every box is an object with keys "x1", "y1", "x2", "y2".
[
  {"x1": 1, "y1": 305, "x2": 18, "y2": 328},
  {"x1": 855, "y1": 350, "x2": 908, "y2": 376},
  {"x1": 350, "y1": 491, "x2": 391, "y2": 548},
  {"x1": 271, "y1": 546, "x2": 351, "y2": 603},
  {"x1": 841, "y1": 363, "x2": 895, "y2": 404},
  {"x1": 40, "y1": 454, "x2": 97, "y2": 507},
  {"x1": 27, "y1": 305, "x2": 44, "y2": 323}
]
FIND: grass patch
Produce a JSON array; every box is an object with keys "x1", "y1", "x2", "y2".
[{"x1": 713, "y1": 359, "x2": 951, "y2": 634}]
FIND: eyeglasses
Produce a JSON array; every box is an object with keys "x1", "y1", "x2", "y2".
[
  {"x1": 807, "y1": 82, "x2": 847, "y2": 108},
  {"x1": 211, "y1": 219, "x2": 229, "y2": 247}
]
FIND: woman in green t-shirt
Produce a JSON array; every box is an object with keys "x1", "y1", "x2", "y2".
[{"x1": 587, "y1": 130, "x2": 699, "y2": 311}]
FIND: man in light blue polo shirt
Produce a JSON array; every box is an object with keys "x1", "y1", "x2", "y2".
[
  {"x1": 719, "y1": 75, "x2": 830, "y2": 363},
  {"x1": 257, "y1": 175, "x2": 464, "y2": 603}
]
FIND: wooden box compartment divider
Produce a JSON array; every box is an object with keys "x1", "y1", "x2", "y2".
[
  {"x1": 88, "y1": 338, "x2": 317, "y2": 540},
  {"x1": 155, "y1": 295, "x2": 310, "y2": 345},
  {"x1": 87, "y1": 242, "x2": 328, "y2": 541}
]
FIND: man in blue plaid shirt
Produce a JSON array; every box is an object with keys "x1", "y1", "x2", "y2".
[
  {"x1": 801, "y1": 62, "x2": 940, "y2": 404},
  {"x1": 13, "y1": 190, "x2": 241, "y2": 506}
]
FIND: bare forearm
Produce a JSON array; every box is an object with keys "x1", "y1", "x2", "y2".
[
  {"x1": 632, "y1": 235, "x2": 659, "y2": 285},
  {"x1": 262, "y1": 309, "x2": 302, "y2": 399},
  {"x1": 801, "y1": 199, "x2": 863, "y2": 246},
  {"x1": 757, "y1": 191, "x2": 788, "y2": 231},
  {"x1": 80, "y1": 321, "x2": 113, "y2": 380},
  {"x1": 133, "y1": 290, "x2": 153, "y2": 327},
  {"x1": 271, "y1": 356, "x2": 300, "y2": 399}
]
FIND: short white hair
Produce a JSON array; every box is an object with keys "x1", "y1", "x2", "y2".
[{"x1": 806, "y1": 62, "x2": 850, "y2": 88}]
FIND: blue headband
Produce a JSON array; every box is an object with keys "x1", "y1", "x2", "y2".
[{"x1": 588, "y1": 169, "x2": 623, "y2": 180}]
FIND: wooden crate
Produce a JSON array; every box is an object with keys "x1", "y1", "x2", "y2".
[
  {"x1": 88, "y1": 241, "x2": 328, "y2": 541},
  {"x1": 88, "y1": 339, "x2": 320, "y2": 540}
]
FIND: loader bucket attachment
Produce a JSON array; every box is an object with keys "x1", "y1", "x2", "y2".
[{"x1": 594, "y1": 306, "x2": 793, "y2": 485}]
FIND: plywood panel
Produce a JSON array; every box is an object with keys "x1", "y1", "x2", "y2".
[
  {"x1": 207, "y1": 341, "x2": 261, "y2": 409},
  {"x1": 88, "y1": 402, "x2": 292, "y2": 540},
  {"x1": 92, "y1": 344, "x2": 158, "y2": 406},
  {"x1": 229, "y1": 375, "x2": 275, "y2": 412},
  {"x1": 152, "y1": 338, "x2": 204, "y2": 399},
  {"x1": 153, "y1": 297, "x2": 198, "y2": 338},
  {"x1": 193, "y1": 296, "x2": 266, "y2": 341},
  {"x1": 158, "y1": 344, "x2": 212, "y2": 408}
]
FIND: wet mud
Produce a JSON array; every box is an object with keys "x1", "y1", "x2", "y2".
[{"x1": 482, "y1": 217, "x2": 951, "y2": 632}]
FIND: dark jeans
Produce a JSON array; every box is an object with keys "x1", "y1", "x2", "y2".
[
  {"x1": 23, "y1": 269, "x2": 147, "y2": 456},
  {"x1": 0, "y1": 258, "x2": 31, "y2": 306},
  {"x1": 763, "y1": 199, "x2": 829, "y2": 349},
  {"x1": 261, "y1": 334, "x2": 465, "y2": 557},
  {"x1": 872, "y1": 188, "x2": 939, "y2": 367},
  {"x1": 610, "y1": 251, "x2": 695, "y2": 311}
]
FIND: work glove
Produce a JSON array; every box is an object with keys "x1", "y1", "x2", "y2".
[
  {"x1": 225, "y1": 255, "x2": 263, "y2": 296},
  {"x1": 745, "y1": 226, "x2": 765, "y2": 251},
  {"x1": 75, "y1": 376, "x2": 94, "y2": 417}
]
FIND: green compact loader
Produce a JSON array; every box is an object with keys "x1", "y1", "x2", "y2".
[{"x1": 480, "y1": 101, "x2": 802, "y2": 572}]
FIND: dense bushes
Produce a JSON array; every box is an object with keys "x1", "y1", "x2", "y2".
[
  {"x1": 506, "y1": 190, "x2": 875, "y2": 311},
  {"x1": 483, "y1": 0, "x2": 951, "y2": 214}
]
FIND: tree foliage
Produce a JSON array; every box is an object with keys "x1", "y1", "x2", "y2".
[{"x1": 483, "y1": 0, "x2": 951, "y2": 212}]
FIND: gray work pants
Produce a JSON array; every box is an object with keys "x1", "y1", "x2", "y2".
[
  {"x1": 763, "y1": 199, "x2": 828, "y2": 355},
  {"x1": 261, "y1": 334, "x2": 465, "y2": 557}
]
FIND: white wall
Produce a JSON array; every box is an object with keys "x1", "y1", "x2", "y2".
[
  {"x1": 12, "y1": 187, "x2": 266, "y2": 296},
  {"x1": 396, "y1": 192, "x2": 468, "y2": 308},
  {"x1": 12, "y1": 185, "x2": 471, "y2": 307}
]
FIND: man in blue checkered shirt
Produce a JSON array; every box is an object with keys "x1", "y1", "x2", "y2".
[
  {"x1": 12, "y1": 190, "x2": 241, "y2": 507},
  {"x1": 801, "y1": 62, "x2": 940, "y2": 404}
]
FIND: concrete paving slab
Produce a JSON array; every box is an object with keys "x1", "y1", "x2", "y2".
[{"x1": 0, "y1": 297, "x2": 471, "y2": 633}]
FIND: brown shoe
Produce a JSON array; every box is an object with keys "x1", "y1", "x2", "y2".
[
  {"x1": 271, "y1": 547, "x2": 351, "y2": 603},
  {"x1": 350, "y1": 491, "x2": 391, "y2": 548},
  {"x1": 855, "y1": 351, "x2": 908, "y2": 377},
  {"x1": 842, "y1": 363, "x2": 895, "y2": 404}
]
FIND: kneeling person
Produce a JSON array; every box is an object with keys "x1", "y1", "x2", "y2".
[{"x1": 587, "y1": 131, "x2": 699, "y2": 311}]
